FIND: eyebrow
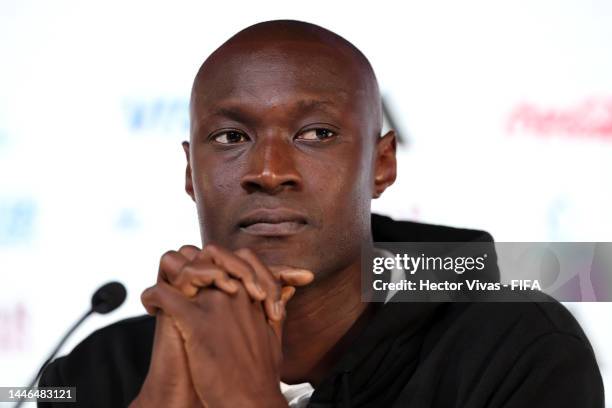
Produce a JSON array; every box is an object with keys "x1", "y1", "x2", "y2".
[
  {"x1": 211, "y1": 106, "x2": 254, "y2": 125},
  {"x1": 209, "y1": 98, "x2": 338, "y2": 124},
  {"x1": 295, "y1": 99, "x2": 336, "y2": 112}
]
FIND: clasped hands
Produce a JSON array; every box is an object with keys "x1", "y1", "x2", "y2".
[{"x1": 130, "y1": 244, "x2": 314, "y2": 408}]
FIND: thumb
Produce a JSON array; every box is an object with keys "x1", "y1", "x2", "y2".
[{"x1": 268, "y1": 266, "x2": 315, "y2": 287}]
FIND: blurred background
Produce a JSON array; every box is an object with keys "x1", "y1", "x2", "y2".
[{"x1": 1, "y1": 0, "x2": 611, "y2": 405}]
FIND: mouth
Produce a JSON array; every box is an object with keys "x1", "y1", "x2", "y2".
[{"x1": 238, "y1": 208, "x2": 308, "y2": 237}]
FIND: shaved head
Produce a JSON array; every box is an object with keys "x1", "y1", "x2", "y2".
[
  {"x1": 183, "y1": 19, "x2": 396, "y2": 280},
  {"x1": 190, "y1": 20, "x2": 383, "y2": 138}
]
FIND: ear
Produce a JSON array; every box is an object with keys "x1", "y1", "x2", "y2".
[
  {"x1": 373, "y1": 130, "x2": 397, "y2": 199},
  {"x1": 182, "y1": 141, "x2": 195, "y2": 202}
]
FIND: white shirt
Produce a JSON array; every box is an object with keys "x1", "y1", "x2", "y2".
[{"x1": 281, "y1": 381, "x2": 314, "y2": 407}]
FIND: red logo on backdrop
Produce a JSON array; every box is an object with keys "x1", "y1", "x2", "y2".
[
  {"x1": 507, "y1": 98, "x2": 612, "y2": 139},
  {"x1": 0, "y1": 302, "x2": 28, "y2": 352}
]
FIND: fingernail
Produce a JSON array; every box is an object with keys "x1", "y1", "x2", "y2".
[
  {"x1": 286, "y1": 287, "x2": 296, "y2": 301},
  {"x1": 286, "y1": 270, "x2": 315, "y2": 280},
  {"x1": 274, "y1": 301, "x2": 284, "y2": 320}
]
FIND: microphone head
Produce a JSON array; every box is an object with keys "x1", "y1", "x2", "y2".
[{"x1": 91, "y1": 281, "x2": 127, "y2": 314}]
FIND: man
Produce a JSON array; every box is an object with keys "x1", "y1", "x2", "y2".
[{"x1": 40, "y1": 20, "x2": 604, "y2": 407}]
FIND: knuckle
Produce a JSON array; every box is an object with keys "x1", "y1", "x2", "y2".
[
  {"x1": 180, "y1": 264, "x2": 199, "y2": 280},
  {"x1": 159, "y1": 250, "x2": 178, "y2": 264},
  {"x1": 173, "y1": 273, "x2": 189, "y2": 289},
  {"x1": 203, "y1": 243, "x2": 220, "y2": 254},
  {"x1": 213, "y1": 268, "x2": 227, "y2": 280},
  {"x1": 178, "y1": 244, "x2": 197, "y2": 254},
  {"x1": 235, "y1": 247, "x2": 255, "y2": 258},
  {"x1": 140, "y1": 287, "x2": 156, "y2": 305},
  {"x1": 159, "y1": 251, "x2": 181, "y2": 281}
]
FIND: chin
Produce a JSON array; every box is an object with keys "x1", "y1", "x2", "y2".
[
  {"x1": 228, "y1": 230, "x2": 309, "y2": 264},
  {"x1": 249, "y1": 242, "x2": 309, "y2": 268}
]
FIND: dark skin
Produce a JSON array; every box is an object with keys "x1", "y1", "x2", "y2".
[{"x1": 131, "y1": 21, "x2": 397, "y2": 407}]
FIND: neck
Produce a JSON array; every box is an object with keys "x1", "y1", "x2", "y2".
[{"x1": 280, "y1": 246, "x2": 378, "y2": 387}]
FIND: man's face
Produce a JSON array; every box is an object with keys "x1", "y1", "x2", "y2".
[{"x1": 184, "y1": 40, "x2": 394, "y2": 278}]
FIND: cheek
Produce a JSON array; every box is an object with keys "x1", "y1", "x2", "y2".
[
  {"x1": 191, "y1": 156, "x2": 244, "y2": 238},
  {"x1": 191, "y1": 149, "x2": 244, "y2": 200},
  {"x1": 309, "y1": 142, "x2": 374, "y2": 224},
  {"x1": 301, "y1": 144, "x2": 374, "y2": 276},
  {"x1": 320, "y1": 165, "x2": 366, "y2": 205},
  {"x1": 193, "y1": 165, "x2": 230, "y2": 199}
]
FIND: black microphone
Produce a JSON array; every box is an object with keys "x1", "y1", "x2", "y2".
[
  {"x1": 91, "y1": 281, "x2": 128, "y2": 314},
  {"x1": 14, "y1": 281, "x2": 127, "y2": 408}
]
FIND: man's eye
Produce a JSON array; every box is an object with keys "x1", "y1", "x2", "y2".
[
  {"x1": 297, "y1": 128, "x2": 336, "y2": 141},
  {"x1": 212, "y1": 131, "x2": 249, "y2": 144}
]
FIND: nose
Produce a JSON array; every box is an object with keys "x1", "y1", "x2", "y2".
[{"x1": 240, "y1": 136, "x2": 303, "y2": 194}]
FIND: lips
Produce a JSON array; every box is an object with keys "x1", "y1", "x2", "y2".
[{"x1": 238, "y1": 208, "x2": 308, "y2": 237}]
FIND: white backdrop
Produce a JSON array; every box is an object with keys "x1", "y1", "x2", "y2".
[{"x1": 1, "y1": 0, "x2": 611, "y2": 405}]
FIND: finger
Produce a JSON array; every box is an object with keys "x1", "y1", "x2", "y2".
[
  {"x1": 200, "y1": 244, "x2": 267, "y2": 301},
  {"x1": 175, "y1": 262, "x2": 239, "y2": 297},
  {"x1": 141, "y1": 285, "x2": 159, "y2": 316},
  {"x1": 280, "y1": 285, "x2": 297, "y2": 307},
  {"x1": 178, "y1": 244, "x2": 200, "y2": 261},
  {"x1": 269, "y1": 266, "x2": 315, "y2": 287},
  {"x1": 234, "y1": 248, "x2": 283, "y2": 321},
  {"x1": 141, "y1": 282, "x2": 199, "y2": 341},
  {"x1": 160, "y1": 250, "x2": 239, "y2": 297},
  {"x1": 158, "y1": 250, "x2": 191, "y2": 284},
  {"x1": 268, "y1": 286, "x2": 296, "y2": 340}
]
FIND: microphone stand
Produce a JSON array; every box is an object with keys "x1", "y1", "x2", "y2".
[{"x1": 14, "y1": 309, "x2": 93, "y2": 408}]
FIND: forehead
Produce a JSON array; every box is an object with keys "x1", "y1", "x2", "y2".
[{"x1": 191, "y1": 41, "x2": 372, "y2": 120}]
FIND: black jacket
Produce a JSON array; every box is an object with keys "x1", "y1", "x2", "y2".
[{"x1": 39, "y1": 214, "x2": 605, "y2": 407}]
